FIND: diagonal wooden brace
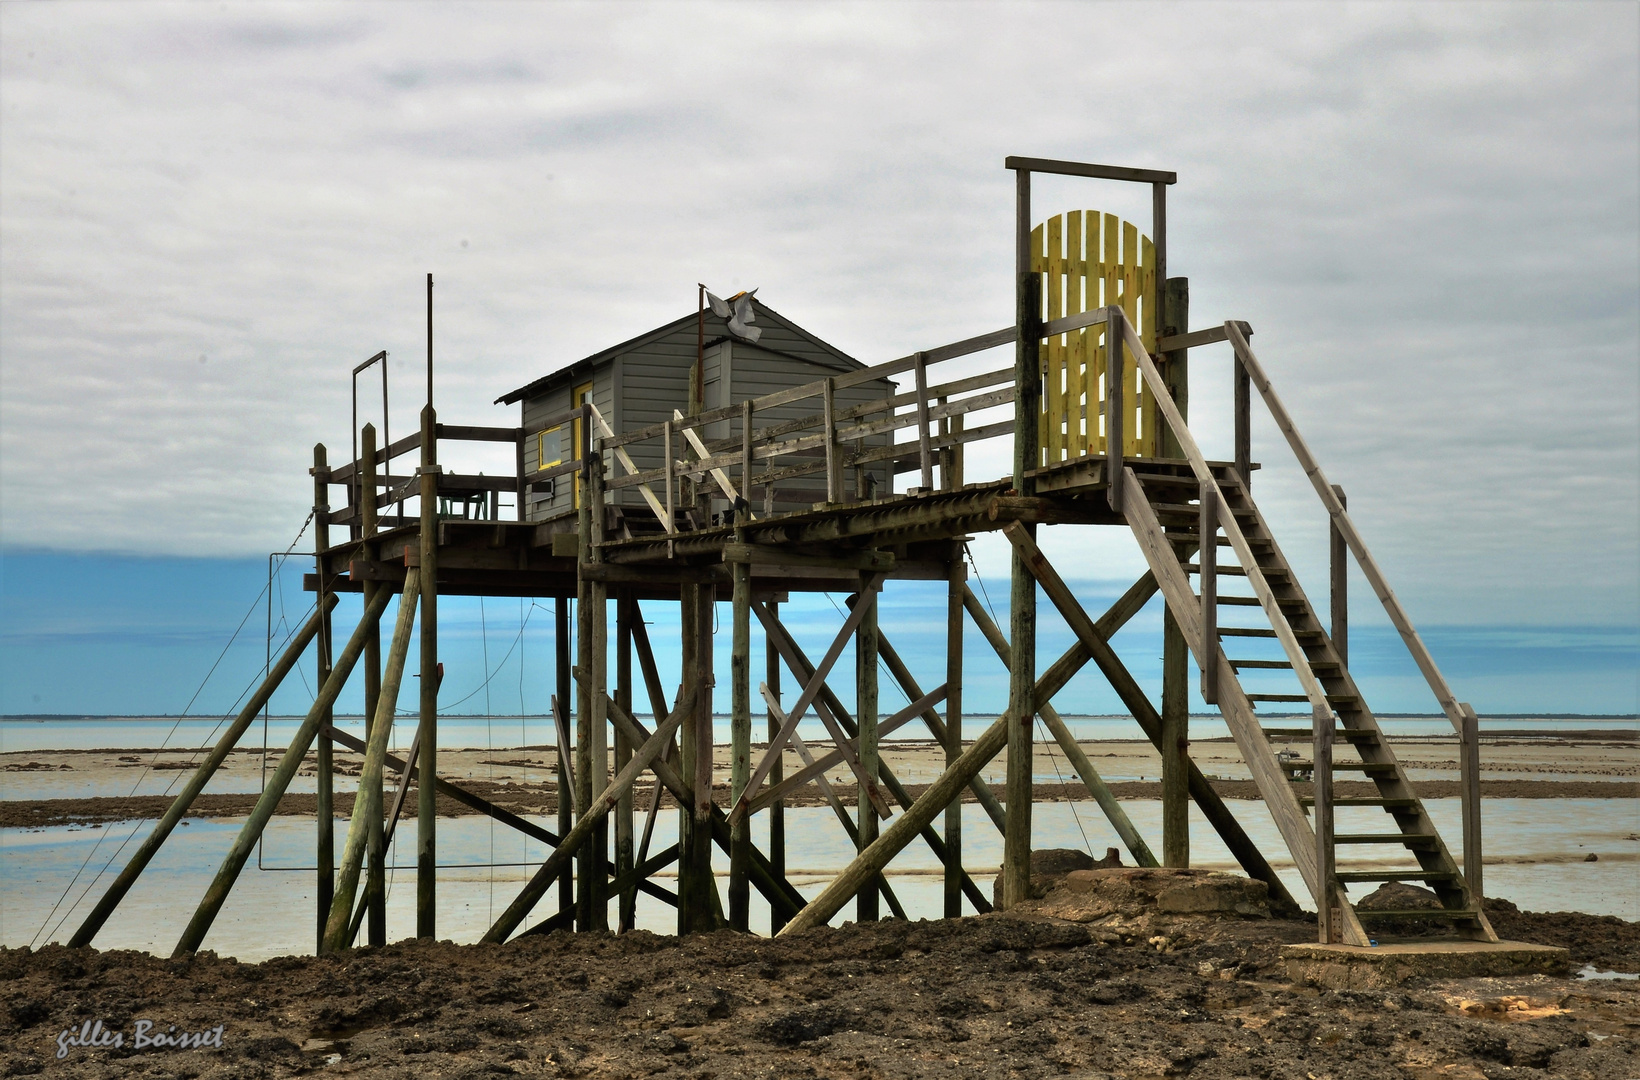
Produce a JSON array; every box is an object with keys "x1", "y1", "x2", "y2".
[
  {"x1": 483, "y1": 687, "x2": 697, "y2": 943},
  {"x1": 959, "y1": 566, "x2": 1158, "y2": 869},
  {"x1": 733, "y1": 574, "x2": 886, "y2": 818},
  {"x1": 746, "y1": 683, "x2": 946, "y2": 814},
  {"x1": 778, "y1": 640, "x2": 1096, "y2": 935}
]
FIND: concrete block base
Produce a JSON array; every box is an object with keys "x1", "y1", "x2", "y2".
[{"x1": 1283, "y1": 939, "x2": 1570, "y2": 990}]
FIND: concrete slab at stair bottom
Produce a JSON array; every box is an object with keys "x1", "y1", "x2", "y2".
[{"x1": 1282, "y1": 940, "x2": 1570, "y2": 990}]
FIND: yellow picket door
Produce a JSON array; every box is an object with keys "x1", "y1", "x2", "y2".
[{"x1": 1032, "y1": 211, "x2": 1158, "y2": 466}]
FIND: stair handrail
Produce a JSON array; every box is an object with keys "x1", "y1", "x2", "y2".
[
  {"x1": 1112, "y1": 310, "x2": 1335, "y2": 726},
  {"x1": 1220, "y1": 322, "x2": 1466, "y2": 734}
]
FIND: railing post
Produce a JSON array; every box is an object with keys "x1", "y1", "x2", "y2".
[
  {"x1": 914, "y1": 351, "x2": 934, "y2": 492},
  {"x1": 1314, "y1": 706, "x2": 1335, "y2": 944},
  {"x1": 1460, "y1": 702, "x2": 1483, "y2": 903},
  {"x1": 1105, "y1": 306, "x2": 1125, "y2": 512},
  {"x1": 1330, "y1": 485, "x2": 1348, "y2": 665},
  {"x1": 1234, "y1": 344, "x2": 1251, "y2": 489},
  {"x1": 823, "y1": 377, "x2": 841, "y2": 504}
]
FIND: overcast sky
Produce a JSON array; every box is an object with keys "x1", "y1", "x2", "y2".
[{"x1": 2, "y1": 2, "x2": 1636, "y2": 649}]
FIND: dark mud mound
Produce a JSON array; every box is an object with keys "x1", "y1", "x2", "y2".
[{"x1": 1, "y1": 911, "x2": 1634, "y2": 1079}]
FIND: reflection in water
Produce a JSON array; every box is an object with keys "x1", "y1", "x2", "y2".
[{"x1": 3, "y1": 797, "x2": 1632, "y2": 961}]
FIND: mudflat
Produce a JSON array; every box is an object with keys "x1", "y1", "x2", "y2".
[{"x1": 4, "y1": 903, "x2": 1636, "y2": 1079}]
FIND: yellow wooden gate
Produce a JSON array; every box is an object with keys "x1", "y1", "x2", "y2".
[{"x1": 1032, "y1": 211, "x2": 1157, "y2": 466}]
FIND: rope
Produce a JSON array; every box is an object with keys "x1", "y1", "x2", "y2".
[
  {"x1": 963, "y1": 543, "x2": 1094, "y2": 856},
  {"x1": 435, "y1": 601, "x2": 548, "y2": 712},
  {"x1": 32, "y1": 512, "x2": 316, "y2": 946},
  {"x1": 481, "y1": 596, "x2": 495, "y2": 923}
]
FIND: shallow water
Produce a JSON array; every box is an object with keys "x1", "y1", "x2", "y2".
[
  {"x1": 4, "y1": 796, "x2": 1633, "y2": 962},
  {"x1": 5, "y1": 714, "x2": 1632, "y2": 754}
]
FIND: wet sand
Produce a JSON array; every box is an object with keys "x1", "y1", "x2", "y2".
[{"x1": 3, "y1": 727, "x2": 1633, "y2": 828}]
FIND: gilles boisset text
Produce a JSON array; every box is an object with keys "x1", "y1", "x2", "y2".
[{"x1": 56, "y1": 1019, "x2": 226, "y2": 1058}]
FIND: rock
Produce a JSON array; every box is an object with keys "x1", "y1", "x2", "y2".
[
  {"x1": 1356, "y1": 882, "x2": 1442, "y2": 911},
  {"x1": 1017, "y1": 867, "x2": 1270, "y2": 922},
  {"x1": 992, "y1": 847, "x2": 1124, "y2": 906}
]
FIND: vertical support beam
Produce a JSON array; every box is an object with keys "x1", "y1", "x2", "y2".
[
  {"x1": 1152, "y1": 182, "x2": 1168, "y2": 352},
  {"x1": 1160, "y1": 268, "x2": 1195, "y2": 863},
  {"x1": 1314, "y1": 706, "x2": 1336, "y2": 944},
  {"x1": 312, "y1": 444, "x2": 335, "y2": 954},
  {"x1": 555, "y1": 598, "x2": 574, "y2": 918},
  {"x1": 766, "y1": 598, "x2": 787, "y2": 934},
  {"x1": 573, "y1": 414, "x2": 598, "y2": 931},
  {"x1": 823, "y1": 377, "x2": 841, "y2": 505},
  {"x1": 855, "y1": 577, "x2": 880, "y2": 922},
  {"x1": 1234, "y1": 347, "x2": 1251, "y2": 489},
  {"x1": 1330, "y1": 485, "x2": 1348, "y2": 666},
  {"x1": 944, "y1": 545, "x2": 965, "y2": 918},
  {"x1": 587, "y1": 446, "x2": 610, "y2": 932},
  {"x1": 360, "y1": 424, "x2": 387, "y2": 946},
  {"x1": 416, "y1": 405, "x2": 439, "y2": 939},
  {"x1": 693, "y1": 584, "x2": 717, "y2": 925},
  {"x1": 1199, "y1": 485, "x2": 1219, "y2": 704},
  {"x1": 615, "y1": 594, "x2": 636, "y2": 932},
  {"x1": 728, "y1": 531, "x2": 753, "y2": 931},
  {"x1": 1460, "y1": 702, "x2": 1483, "y2": 903},
  {"x1": 1005, "y1": 163, "x2": 1039, "y2": 912},
  {"x1": 677, "y1": 584, "x2": 705, "y2": 933},
  {"x1": 1105, "y1": 307, "x2": 1125, "y2": 511},
  {"x1": 1161, "y1": 613, "x2": 1189, "y2": 867},
  {"x1": 914, "y1": 352, "x2": 933, "y2": 491},
  {"x1": 1158, "y1": 278, "x2": 1189, "y2": 459}
]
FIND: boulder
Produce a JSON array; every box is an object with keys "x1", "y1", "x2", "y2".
[
  {"x1": 1023, "y1": 867, "x2": 1271, "y2": 922},
  {"x1": 992, "y1": 847, "x2": 1123, "y2": 907}
]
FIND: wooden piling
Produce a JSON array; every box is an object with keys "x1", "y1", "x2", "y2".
[
  {"x1": 555, "y1": 598, "x2": 574, "y2": 918},
  {"x1": 944, "y1": 546, "x2": 964, "y2": 917},
  {"x1": 588, "y1": 440, "x2": 610, "y2": 930},
  {"x1": 323, "y1": 569, "x2": 422, "y2": 953},
  {"x1": 1004, "y1": 162, "x2": 1039, "y2": 910},
  {"x1": 855, "y1": 577, "x2": 880, "y2": 922},
  {"x1": 729, "y1": 531, "x2": 753, "y2": 931},
  {"x1": 360, "y1": 423, "x2": 386, "y2": 945},
  {"x1": 313, "y1": 444, "x2": 335, "y2": 953},
  {"x1": 766, "y1": 598, "x2": 787, "y2": 934},
  {"x1": 615, "y1": 594, "x2": 636, "y2": 932},
  {"x1": 416, "y1": 404, "x2": 438, "y2": 939},
  {"x1": 174, "y1": 584, "x2": 394, "y2": 956}
]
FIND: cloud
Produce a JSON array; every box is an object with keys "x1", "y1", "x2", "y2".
[{"x1": 0, "y1": 1, "x2": 1635, "y2": 632}]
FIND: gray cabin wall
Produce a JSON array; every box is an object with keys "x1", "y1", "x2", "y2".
[
  {"x1": 513, "y1": 303, "x2": 901, "y2": 525},
  {"x1": 521, "y1": 363, "x2": 614, "y2": 522}
]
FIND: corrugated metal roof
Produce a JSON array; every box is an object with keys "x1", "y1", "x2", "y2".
[{"x1": 494, "y1": 297, "x2": 866, "y2": 405}]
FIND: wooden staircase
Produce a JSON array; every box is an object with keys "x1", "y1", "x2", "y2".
[{"x1": 1128, "y1": 465, "x2": 1495, "y2": 945}]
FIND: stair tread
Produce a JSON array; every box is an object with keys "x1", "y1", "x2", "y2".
[
  {"x1": 1336, "y1": 870, "x2": 1460, "y2": 883},
  {"x1": 1264, "y1": 727, "x2": 1378, "y2": 739},
  {"x1": 1280, "y1": 760, "x2": 1397, "y2": 772},
  {"x1": 1354, "y1": 908, "x2": 1482, "y2": 920},
  {"x1": 1334, "y1": 833, "x2": 1439, "y2": 845},
  {"x1": 1220, "y1": 627, "x2": 1278, "y2": 638},
  {"x1": 1231, "y1": 660, "x2": 1293, "y2": 669},
  {"x1": 1302, "y1": 796, "x2": 1418, "y2": 807}
]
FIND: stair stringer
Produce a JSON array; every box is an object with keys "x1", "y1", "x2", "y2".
[
  {"x1": 1123, "y1": 470, "x2": 1370, "y2": 946},
  {"x1": 1209, "y1": 469, "x2": 1497, "y2": 942}
]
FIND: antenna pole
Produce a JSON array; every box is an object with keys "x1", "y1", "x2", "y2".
[
  {"x1": 426, "y1": 273, "x2": 434, "y2": 411},
  {"x1": 694, "y1": 284, "x2": 705, "y2": 416}
]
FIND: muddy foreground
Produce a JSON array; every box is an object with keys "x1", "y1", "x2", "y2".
[{"x1": 4, "y1": 902, "x2": 1636, "y2": 1080}]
